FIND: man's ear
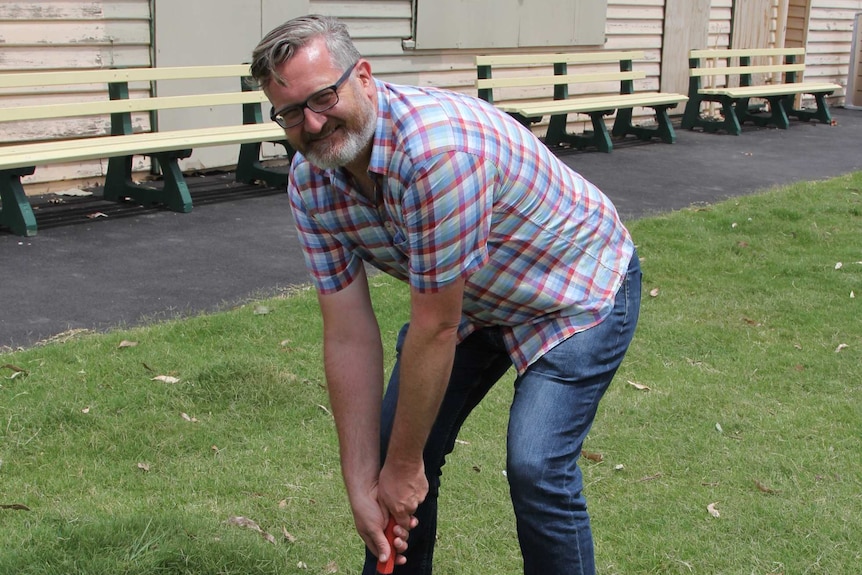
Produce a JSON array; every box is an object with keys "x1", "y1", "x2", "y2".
[{"x1": 355, "y1": 59, "x2": 374, "y2": 90}]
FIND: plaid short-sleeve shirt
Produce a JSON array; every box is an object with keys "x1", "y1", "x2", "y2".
[{"x1": 289, "y1": 79, "x2": 634, "y2": 373}]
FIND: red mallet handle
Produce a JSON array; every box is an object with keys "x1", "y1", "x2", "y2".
[{"x1": 377, "y1": 517, "x2": 397, "y2": 574}]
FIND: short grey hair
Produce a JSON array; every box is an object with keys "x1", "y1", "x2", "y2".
[{"x1": 250, "y1": 14, "x2": 362, "y2": 89}]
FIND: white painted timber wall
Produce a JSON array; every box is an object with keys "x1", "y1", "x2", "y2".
[
  {"x1": 0, "y1": 0, "x2": 152, "y2": 189},
  {"x1": 807, "y1": 0, "x2": 862, "y2": 95}
]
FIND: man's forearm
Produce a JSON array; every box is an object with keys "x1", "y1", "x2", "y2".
[
  {"x1": 385, "y1": 323, "x2": 457, "y2": 469},
  {"x1": 324, "y1": 333, "x2": 385, "y2": 500}
]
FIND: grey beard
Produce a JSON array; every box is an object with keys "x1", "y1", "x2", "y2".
[{"x1": 305, "y1": 110, "x2": 377, "y2": 170}]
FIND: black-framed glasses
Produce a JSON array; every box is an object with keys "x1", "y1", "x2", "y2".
[{"x1": 270, "y1": 61, "x2": 358, "y2": 129}]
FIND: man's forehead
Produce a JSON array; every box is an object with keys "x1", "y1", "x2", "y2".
[{"x1": 273, "y1": 39, "x2": 334, "y2": 87}]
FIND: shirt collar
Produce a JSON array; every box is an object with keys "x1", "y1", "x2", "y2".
[{"x1": 368, "y1": 78, "x2": 393, "y2": 179}]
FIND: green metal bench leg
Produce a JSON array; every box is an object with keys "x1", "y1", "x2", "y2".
[
  {"x1": 152, "y1": 154, "x2": 193, "y2": 213},
  {"x1": 682, "y1": 95, "x2": 740, "y2": 135},
  {"x1": 104, "y1": 152, "x2": 193, "y2": 213},
  {"x1": 546, "y1": 111, "x2": 614, "y2": 152},
  {"x1": 611, "y1": 107, "x2": 634, "y2": 138},
  {"x1": 768, "y1": 96, "x2": 790, "y2": 129},
  {"x1": 786, "y1": 92, "x2": 834, "y2": 124},
  {"x1": 544, "y1": 113, "x2": 569, "y2": 147},
  {"x1": 236, "y1": 140, "x2": 293, "y2": 188},
  {"x1": 612, "y1": 105, "x2": 677, "y2": 144},
  {"x1": 0, "y1": 168, "x2": 38, "y2": 237},
  {"x1": 681, "y1": 94, "x2": 703, "y2": 130},
  {"x1": 720, "y1": 97, "x2": 742, "y2": 135},
  {"x1": 654, "y1": 106, "x2": 676, "y2": 143},
  {"x1": 738, "y1": 96, "x2": 789, "y2": 129},
  {"x1": 588, "y1": 112, "x2": 613, "y2": 153}
]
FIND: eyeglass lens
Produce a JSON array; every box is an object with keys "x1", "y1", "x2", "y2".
[{"x1": 276, "y1": 89, "x2": 338, "y2": 127}]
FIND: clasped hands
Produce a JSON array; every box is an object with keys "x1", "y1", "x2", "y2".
[{"x1": 356, "y1": 460, "x2": 427, "y2": 567}]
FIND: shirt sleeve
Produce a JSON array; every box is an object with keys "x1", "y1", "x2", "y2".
[
  {"x1": 288, "y1": 171, "x2": 364, "y2": 294},
  {"x1": 402, "y1": 150, "x2": 496, "y2": 292}
]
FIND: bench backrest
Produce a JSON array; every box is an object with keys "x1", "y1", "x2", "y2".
[
  {"x1": 476, "y1": 51, "x2": 647, "y2": 104},
  {"x1": 0, "y1": 65, "x2": 268, "y2": 141},
  {"x1": 688, "y1": 47, "x2": 807, "y2": 87}
]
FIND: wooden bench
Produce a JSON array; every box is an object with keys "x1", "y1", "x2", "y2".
[
  {"x1": 476, "y1": 51, "x2": 688, "y2": 153},
  {"x1": 0, "y1": 65, "x2": 291, "y2": 236},
  {"x1": 681, "y1": 47, "x2": 842, "y2": 135}
]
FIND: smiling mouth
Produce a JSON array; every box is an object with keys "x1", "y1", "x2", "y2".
[{"x1": 307, "y1": 123, "x2": 341, "y2": 144}]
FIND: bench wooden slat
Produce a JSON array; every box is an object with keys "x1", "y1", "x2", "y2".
[
  {"x1": 700, "y1": 82, "x2": 842, "y2": 98},
  {"x1": 690, "y1": 63, "x2": 806, "y2": 77},
  {"x1": 476, "y1": 51, "x2": 645, "y2": 67},
  {"x1": 500, "y1": 92, "x2": 688, "y2": 117},
  {"x1": 0, "y1": 91, "x2": 270, "y2": 122},
  {"x1": 0, "y1": 65, "x2": 253, "y2": 89},
  {"x1": 0, "y1": 123, "x2": 286, "y2": 171},
  {"x1": 477, "y1": 71, "x2": 644, "y2": 90},
  {"x1": 690, "y1": 47, "x2": 805, "y2": 59}
]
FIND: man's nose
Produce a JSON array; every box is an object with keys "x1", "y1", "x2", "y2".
[{"x1": 301, "y1": 106, "x2": 328, "y2": 132}]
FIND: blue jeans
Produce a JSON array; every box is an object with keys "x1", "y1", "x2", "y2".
[{"x1": 362, "y1": 252, "x2": 641, "y2": 575}]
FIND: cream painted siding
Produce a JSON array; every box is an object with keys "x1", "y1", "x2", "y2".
[
  {"x1": 0, "y1": 0, "x2": 152, "y2": 187},
  {"x1": 709, "y1": 0, "x2": 733, "y2": 49},
  {"x1": 806, "y1": 0, "x2": 862, "y2": 98},
  {"x1": 308, "y1": 0, "x2": 672, "y2": 136}
]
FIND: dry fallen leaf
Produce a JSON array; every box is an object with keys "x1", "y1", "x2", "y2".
[
  {"x1": 137, "y1": 462, "x2": 150, "y2": 472},
  {"x1": 649, "y1": 287, "x2": 660, "y2": 297},
  {"x1": 0, "y1": 503, "x2": 31, "y2": 511},
  {"x1": 754, "y1": 479, "x2": 779, "y2": 494},
  {"x1": 324, "y1": 561, "x2": 339, "y2": 574},
  {"x1": 297, "y1": 562, "x2": 308, "y2": 569},
  {"x1": 834, "y1": 262, "x2": 843, "y2": 270},
  {"x1": 282, "y1": 526, "x2": 297, "y2": 543},
  {"x1": 227, "y1": 516, "x2": 276, "y2": 544},
  {"x1": 152, "y1": 375, "x2": 180, "y2": 384},
  {"x1": 707, "y1": 502, "x2": 720, "y2": 518},
  {"x1": 835, "y1": 343, "x2": 848, "y2": 353},
  {"x1": 81, "y1": 406, "x2": 91, "y2": 414},
  {"x1": 638, "y1": 473, "x2": 662, "y2": 482},
  {"x1": 2, "y1": 364, "x2": 28, "y2": 379},
  {"x1": 581, "y1": 450, "x2": 603, "y2": 463},
  {"x1": 180, "y1": 412, "x2": 199, "y2": 423},
  {"x1": 118, "y1": 340, "x2": 138, "y2": 348},
  {"x1": 86, "y1": 212, "x2": 109, "y2": 219},
  {"x1": 627, "y1": 380, "x2": 651, "y2": 391}
]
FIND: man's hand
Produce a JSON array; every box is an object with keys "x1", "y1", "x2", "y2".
[
  {"x1": 350, "y1": 489, "x2": 415, "y2": 567},
  {"x1": 377, "y1": 457, "x2": 429, "y2": 526}
]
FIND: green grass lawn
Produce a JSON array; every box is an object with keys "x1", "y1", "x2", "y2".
[{"x1": 1, "y1": 172, "x2": 860, "y2": 574}]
